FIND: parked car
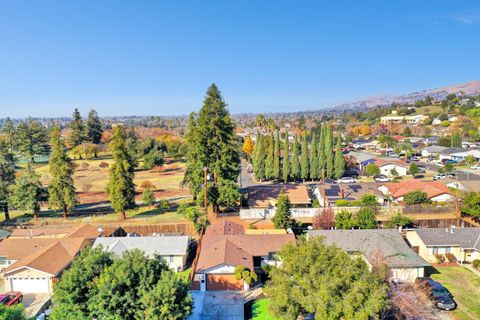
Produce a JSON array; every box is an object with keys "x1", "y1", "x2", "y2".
[
  {"x1": 433, "y1": 173, "x2": 446, "y2": 181},
  {"x1": 374, "y1": 174, "x2": 391, "y2": 182},
  {"x1": 441, "y1": 159, "x2": 457, "y2": 165},
  {"x1": 470, "y1": 164, "x2": 480, "y2": 170},
  {"x1": 0, "y1": 291, "x2": 23, "y2": 306},
  {"x1": 416, "y1": 278, "x2": 456, "y2": 311},
  {"x1": 336, "y1": 177, "x2": 356, "y2": 183},
  {"x1": 408, "y1": 156, "x2": 420, "y2": 161}
]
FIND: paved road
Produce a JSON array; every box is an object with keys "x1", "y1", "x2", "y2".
[{"x1": 418, "y1": 161, "x2": 480, "y2": 181}]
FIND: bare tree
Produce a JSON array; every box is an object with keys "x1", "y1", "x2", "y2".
[{"x1": 312, "y1": 208, "x2": 335, "y2": 229}]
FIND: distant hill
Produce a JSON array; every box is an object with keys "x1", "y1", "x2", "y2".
[{"x1": 330, "y1": 80, "x2": 480, "y2": 112}]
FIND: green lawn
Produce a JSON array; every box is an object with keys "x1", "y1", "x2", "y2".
[
  {"x1": 430, "y1": 266, "x2": 480, "y2": 320},
  {"x1": 252, "y1": 299, "x2": 279, "y2": 320}
]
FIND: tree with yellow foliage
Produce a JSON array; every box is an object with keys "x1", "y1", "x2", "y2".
[{"x1": 242, "y1": 133, "x2": 255, "y2": 158}]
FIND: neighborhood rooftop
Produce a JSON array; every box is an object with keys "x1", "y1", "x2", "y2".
[
  {"x1": 93, "y1": 236, "x2": 190, "y2": 257},
  {"x1": 415, "y1": 228, "x2": 480, "y2": 250}
]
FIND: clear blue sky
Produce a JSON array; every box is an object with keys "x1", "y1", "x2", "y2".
[{"x1": 0, "y1": 0, "x2": 479, "y2": 118}]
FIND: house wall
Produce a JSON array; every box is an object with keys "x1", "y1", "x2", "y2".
[
  {"x1": 390, "y1": 267, "x2": 424, "y2": 283},
  {"x1": 431, "y1": 194, "x2": 456, "y2": 202},
  {"x1": 3, "y1": 268, "x2": 54, "y2": 294},
  {"x1": 380, "y1": 164, "x2": 407, "y2": 177},
  {"x1": 159, "y1": 254, "x2": 186, "y2": 272}
]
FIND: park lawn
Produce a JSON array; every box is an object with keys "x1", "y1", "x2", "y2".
[
  {"x1": 430, "y1": 266, "x2": 480, "y2": 320},
  {"x1": 413, "y1": 105, "x2": 443, "y2": 115},
  {"x1": 252, "y1": 299, "x2": 279, "y2": 320}
]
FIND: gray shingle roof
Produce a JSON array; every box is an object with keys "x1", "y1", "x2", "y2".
[
  {"x1": 93, "y1": 236, "x2": 189, "y2": 257},
  {"x1": 439, "y1": 147, "x2": 466, "y2": 155},
  {"x1": 307, "y1": 229, "x2": 430, "y2": 268},
  {"x1": 415, "y1": 228, "x2": 480, "y2": 250}
]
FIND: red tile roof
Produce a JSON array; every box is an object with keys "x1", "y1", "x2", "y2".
[
  {"x1": 374, "y1": 158, "x2": 407, "y2": 167},
  {"x1": 382, "y1": 180, "x2": 451, "y2": 199}
]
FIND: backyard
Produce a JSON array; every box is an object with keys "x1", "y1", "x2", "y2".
[{"x1": 430, "y1": 266, "x2": 480, "y2": 320}]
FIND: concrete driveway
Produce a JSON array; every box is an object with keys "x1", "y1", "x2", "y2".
[
  {"x1": 189, "y1": 290, "x2": 244, "y2": 320},
  {"x1": 23, "y1": 294, "x2": 51, "y2": 317}
]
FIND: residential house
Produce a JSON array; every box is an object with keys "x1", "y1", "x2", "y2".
[
  {"x1": 313, "y1": 182, "x2": 385, "y2": 207},
  {"x1": 406, "y1": 228, "x2": 480, "y2": 263},
  {"x1": 193, "y1": 220, "x2": 295, "y2": 291},
  {"x1": 9, "y1": 224, "x2": 101, "y2": 239},
  {"x1": 93, "y1": 236, "x2": 189, "y2": 272},
  {"x1": 374, "y1": 158, "x2": 408, "y2": 177},
  {"x1": 246, "y1": 185, "x2": 311, "y2": 208},
  {"x1": 379, "y1": 180, "x2": 456, "y2": 203},
  {"x1": 441, "y1": 179, "x2": 480, "y2": 193},
  {"x1": 439, "y1": 147, "x2": 467, "y2": 161},
  {"x1": 380, "y1": 115, "x2": 428, "y2": 125},
  {"x1": 0, "y1": 238, "x2": 90, "y2": 294},
  {"x1": 421, "y1": 146, "x2": 448, "y2": 158},
  {"x1": 449, "y1": 149, "x2": 480, "y2": 162},
  {"x1": 347, "y1": 151, "x2": 377, "y2": 171},
  {"x1": 307, "y1": 229, "x2": 430, "y2": 282}
]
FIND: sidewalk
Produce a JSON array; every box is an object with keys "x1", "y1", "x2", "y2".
[{"x1": 463, "y1": 264, "x2": 480, "y2": 278}]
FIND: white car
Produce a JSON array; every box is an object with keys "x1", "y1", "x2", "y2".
[
  {"x1": 470, "y1": 164, "x2": 480, "y2": 170},
  {"x1": 336, "y1": 177, "x2": 356, "y2": 183}
]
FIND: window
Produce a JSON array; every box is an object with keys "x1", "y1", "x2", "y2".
[
  {"x1": 432, "y1": 247, "x2": 451, "y2": 254},
  {"x1": 169, "y1": 255, "x2": 174, "y2": 263}
]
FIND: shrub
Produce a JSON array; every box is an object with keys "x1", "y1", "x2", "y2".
[
  {"x1": 356, "y1": 207, "x2": 377, "y2": 229},
  {"x1": 473, "y1": 259, "x2": 480, "y2": 270},
  {"x1": 140, "y1": 180, "x2": 155, "y2": 190},
  {"x1": 141, "y1": 188, "x2": 156, "y2": 207},
  {"x1": 404, "y1": 190, "x2": 431, "y2": 205},
  {"x1": 157, "y1": 199, "x2": 170, "y2": 211},
  {"x1": 360, "y1": 194, "x2": 378, "y2": 206},
  {"x1": 444, "y1": 253, "x2": 456, "y2": 263},
  {"x1": 312, "y1": 209, "x2": 335, "y2": 230},
  {"x1": 385, "y1": 213, "x2": 413, "y2": 228},
  {"x1": 335, "y1": 199, "x2": 351, "y2": 207},
  {"x1": 99, "y1": 162, "x2": 109, "y2": 169},
  {"x1": 433, "y1": 254, "x2": 444, "y2": 264},
  {"x1": 335, "y1": 210, "x2": 356, "y2": 229},
  {"x1": 365, "y1": 163, "x2": 380, "y2": 176}
]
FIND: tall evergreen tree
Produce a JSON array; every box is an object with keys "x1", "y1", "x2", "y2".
[
  {"x1": 10, "y1": 166, "x2": 45, "y2": 219},
  {"x1": 107, "y1": 126, "x2": 136, "y2": 219},
  {"x1": 273, "y1": 190, "x2": 294, "y2": 229},
  {"x1": 273, "y1": 130, "x2": 281, "y2": 180},
  {"x1": 282, "y1": 133, "x2": 290, "y2": 182},
  {"x1": 182, "y1": 84, "x2": 240, "y2": 212},
  {"x1": 291, "y1": 135, "x2": 300, "y2": 181},
  {"x1": 48, "y1": 127, "x2": 77, "y2": 219},
  {"x1": 450, "y1": 130, "x2": 462, "y2": 148},
  {"x1": 325, "y1": 125, "x2": 334, "y2": 178},
  {"x1": 70, "y1": 108, "x2": 86, "y2": 147},
  {"x1": 17, "y1": 120, "x2": 49, "y2": 164},
  {"x1": 318, "y1": 126, "x2": 326, "y2": 180},
  {"x1": 309, "y1": 131, "x2": 319, "y2": 180},
  {"x1": 2, "y1": 117, "x2": 16, "y2": 153},
  {"x1": 334, "y1": 135, "x2": 346, "y2": 179},
  {"x1": 0, "y1": 139, "x2": 15, "y2": 220},
  {"x1": 253, "y1": 132, "x2": 266, "y2": 181},
  {"x1": 265, "y1": 132, "x2": 275, "y2": 180},
  {"x1": 300, "y1": 135, "x2": 309, "y2": 181},
  {"x1": 86, "y1": 109, "x2": 103, "y2": 144}
]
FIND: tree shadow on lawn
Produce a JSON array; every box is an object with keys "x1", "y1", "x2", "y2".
[{"x1": 425, "y1": 266, "x2": 441, "y2": 276}]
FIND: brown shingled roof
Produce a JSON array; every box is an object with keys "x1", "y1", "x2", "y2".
[
  {"x1": 247, "y1": 185, "x2": 311, "y2": 208},
  {"x1": 9, "y1": 224, "x2": 100, "y2": 239}
]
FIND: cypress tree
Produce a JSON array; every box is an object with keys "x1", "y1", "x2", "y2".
[
  {"x1": 325, "y1": 125, "x2": 334, "y2": 179},
  {"x1": 291, "y1": 135, "x2": 300, "y2": 181},
  {"x1": 48, "y1": 127, "x2": 77, "y2": 219},
  {"x1": 334, "y1": 135, "x2": 346, "y2": 179},
  {"x1": 265, "y1": 132, "x2": 275, "y2": 180},
  {"x1": 86, "y1": 109, "x2": 104, "y2": 144},
  {"x1": 310, "y1": 131, "x2": 319, "y2": 180},
  {"x1": 450, "y1": 130, "x2": 462, "y2": 148},
  {"x1": 70, "y1": 108, "x2": 86, "y2": 147},
  {"x1": 182, "y1": 84, "x2": 240, "y2": 212},
  {"x1": 273, "y1": 190, "x2": 294, "y2": 229},
  {"x1": 253, "y1": 132, "x2": 266, "y2": 181},
  {"x1": 300, "y1": 135, "x2": 309, "y2": 182},
  {"x1": 107, "y1": 125, "x2": 136, "y2": 219},
  {"x1": 282, "y1": 133, "x2": 290, "y2": 182},
  {"x1": 273, "y1": 130, "x2": 281, "y2": 180},
  {"x1": 318, "y1": 126, "x2": 326, "y2": 180}
]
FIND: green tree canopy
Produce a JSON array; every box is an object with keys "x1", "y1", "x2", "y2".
[
  {"x1": 282, "y1": 133, "x2": 290, "y2": 182},
  {"x1": 365, "y1": 163, "x2": 380, "y2": 176},
  {"x1": 300, "y1": 135, "x2": 309, "y2": 181},
  {"x1": 334, "y1": 210, "x2": 356, "y2": 229},
  {"x1": 461, "y1": 192, "x2": 480, "y2": 218},
  {"x1": 16, "y1": 120, "x2": 49, "y2": 164},
  {"x1": 334, "y1": 135, "x2": 345, "y2": 180},
  {"x1": 356, "y1": 207, "x2": 377, "y2": 229},
  {"x1": 407, "y1": 163, "x2": 420, "y2": 177},
  {"x1": 48, "y1": 127, "x2": 77, "y2": 219},
  {"x1": 86, "y1": 109, "x2": 104, "y2": 144},
  {"x1": 0, "y1": 304, "x2": 28, "y2": 320},
  {"x1": 0, "y1": 139, "x2": 16, "y2": 220},
  {"x1": 10, "y1": 167, "x2": 45, "y2": 219},
  {"x1": 70, "y1": 108, "x2": 87, "y2": 147},
  {"x1": 265, "y1": 237, "x2": 388, "y2": 320},
  {"x1": 273, "y1": 190, "x2": 294, "y2": 229},
  {"x1": 450, "y1": 129, "x2": 462, "y2": 148},
  {"x1": 291, "y1": 135, "x2": 301, "y2": 181},
  {"x1": 403, "y1": 190, "x2": 431, "y2": 205}
]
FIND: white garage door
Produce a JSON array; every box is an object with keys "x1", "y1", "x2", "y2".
[{"x1": 9, "y1": 277, "x2": 50, "y2": 293}]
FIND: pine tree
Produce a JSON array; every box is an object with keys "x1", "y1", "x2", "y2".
[
  {"x1": 242, "y1": 133, "x2": 255, "y2": 159},
  {"x1": 107, "y1": 126, "x2": 136, "y2": 219},
  {"x1": 48, "y1": 127, "x2": 77, "y2": 219},
  {"x1": 182, "y1": 84, "x2": 240, "y2": 212},
  {"x1": 17, "y1": 120, "x2": 49, "y2": 164},
  {"x1": 291, "y1": 135, "x2": 300, "y2": 181},
  {"x1": 310, "y1": 131, "x2": 319, "y2": 180},
  {"x1": 334, "y1": 135, "x2": 346, "y2": 179},
  {"x1": 300, "y1": 134, "x2": 309, "y2": 181},
  {"x1": 282, "y1": 133, "x2": 290, "y2": 182},
  {"x1": 325, "y1": 125, "x2": 334, "y2": 178},
  {"x1": 70, "y1": 108, "x2": 86, "y2": 147},
  {"x1": 273, "y1": 130, "x2": 281, "y2": 180},
  {"x1": 318, "y1": 126, "x2": 326, "y2": 180},
  {"x1": 2, "y1": 117, "x2": 16, "y2": 153},
  {"x1": 0, "y1": 139, "x2": 15, "y2": 220},
  {"x1": 86, "y1": 109, "x2": 104, "y2": 144},
  {"x1": 273, "y1": 190, "x2": 294, "y2": 229},
  {"x1": 10, "y1": 166, "x2": 45, "y2": 219},
  {"x1": 450, "y1": 130, "x2": 462, "y2": 148},
  {"x1": 265, "y1": 132, "x2": 275, "y2": 180},
  {"x1": 252, "y1": 132, "x2": 266, "y2": 181}
]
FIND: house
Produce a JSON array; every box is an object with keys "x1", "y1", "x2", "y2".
[
  {"x1": 421, "y1": 146, "x2": 448, "y2": 158},
  {"x1": 9, "y1": 223, "x2": 101, "y2": 239},
  {"x1": 93, "y1": 236, "x2": 189, "y2": 272},
  {"x1": 307, "y1": 229, "x2": 430, "y2": 282},
  {"x1": 379, "y1": 180, "x2": 456, "y2": 203},
  {"x1": 442, "y1": 179, "x2": 480, "y2": 193},
  {"x1": 374, "y1": 158, "x2": 408, "y2": 177},
  {"x1": 313, "y1": 182, "x2": 385, "y2": 207},
  {"x1": 449, "y1": 149, "x2": 480, "y2": 162},
  {"x1": 380, "y1": 115, "x2": 428, "y2": 125},
  {"x1": 193, "y1": 220, "x2": 295, "y2": 291},
  {"x1": 347, "y1": 151, "x2": 377, "y2": 171},
  {"x1": 247, "y1": 185, "x2": 311, "y2": 208},
  {"x1": 350, "y1": 139, "x2": 374, "y2": 150},
  {"x1": 439, "y1": 147, "x2": 467, "y2": 161},
  {"x1": 406, "y1": 228, "x2": 480, "y2": 263},
  {"x1": 0, "y1": 238, "x2": 90, "y2": 294}
]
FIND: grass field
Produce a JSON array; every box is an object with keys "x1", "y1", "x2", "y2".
[
  {"x1": 252, "y1": 299, "x2": 278, "y2": 320},
  {"x1": 413, "y1": 105, "x2": 444, "y2": 115},
  {"x1": 430, "y1": 266, "x2": 480, "y2": 320}
]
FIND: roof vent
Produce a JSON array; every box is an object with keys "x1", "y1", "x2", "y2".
[{"x1": 450, "y1": 229, "x2": 455, "y2": 234}]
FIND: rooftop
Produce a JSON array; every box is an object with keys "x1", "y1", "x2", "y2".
[
  {"x1": 93, "y1": 236, "x2": 190, "y2": 257},
  {"x1": 247, "y1": 184, "x2": 311, "y2": 208},
  {"x1": 414, "y1": 228, "x2": 480, "y2": 250},
  {"x1": 381, "y1": 180, "x2": 451, "y2": 199}
]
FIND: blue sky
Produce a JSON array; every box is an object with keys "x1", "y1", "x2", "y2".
[{"x1": 0, "y1": 0, "x2": 479, "y2": 118}]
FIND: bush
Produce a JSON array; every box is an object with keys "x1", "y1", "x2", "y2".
[
  {"x1": 141, "y1": 188, "x2": 155, "y2": 207},
  {"x1": 335, "y1": 199, "x2": 351, "y2": 207},
  {"x1": 444, "y1": 253, "x2": 456, "y2": 263},
  {"x1": 473, "y1": 259, "x2": 480, "y2": 270},
  {"x1": 157, "y1": 199, "x2": 170, "y2": 212},
  {"x1": 433, "y1": 254, "x2": 444, "y2": 264},
  {"x1": 99, "y1": 162, "x2": 109, "y2": 169},
  {"x1": 404, "y1": 190, "x2": 431, "y2": 205},
  {"x1": 140, "y1": 180, "x2": 155, "y2": 190},
  {"x1": 356, "y1": 207, "x2": 377, "y2": 229},
  {"x1": 360, "y1": 194, "x2": 378, "y2": 206},
  {"x1": 385, "y1": 213, "x2": 413, "y2": 228},
  {"x1": 142, "y1": 150, "x2": 164, "y2": 170},
  {"x1": 365, "y1": 163, "x2": 380, "y2": 176}
]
